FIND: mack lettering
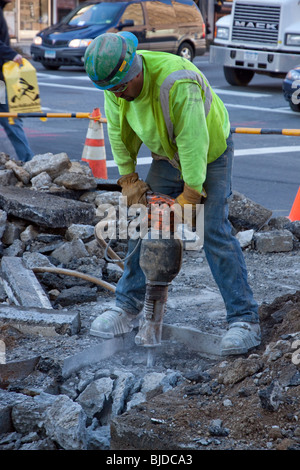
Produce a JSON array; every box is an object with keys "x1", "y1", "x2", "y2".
[{"x1": 233, "y1": 20, "x2": 278, "y2": 30}]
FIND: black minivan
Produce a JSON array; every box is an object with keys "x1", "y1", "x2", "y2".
[{"x1": 30, "y1": 0, "x2": 206, "y2": 70}]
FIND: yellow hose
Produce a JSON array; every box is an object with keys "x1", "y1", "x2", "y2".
[
  {"x1": 33, "y1": 225, "x2": 125, "y2": 294},
  {"x1": 33, "y1": 266, "x2": 116, "y2": 293},
  {"x1": 94, "y1": 226, "x2": 125, "y2": 270}
]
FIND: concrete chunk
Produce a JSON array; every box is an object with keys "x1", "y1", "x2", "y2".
[
  {"x1": 0, "y1": 186, "x2": 95, "y2": 228},
  {"x1": 5, "y1": 160, "x2": 31, "y2": 185},
  {"x1": 0, "y1": 170, "x2": 18, "y2": 186},
  {"x1": 0, "y1": 304, "x2": 80, "y2": 336},
  {"x1": 111, "y1": 371, "x2": 135, "y2": 416},
  {"x1": 54, "y1": 171, "x2": 97, "y2": 190},
  {"x1": 0, "y1": 389, "x2": 27, "y2": 434},
  {"x1": 1, "y1": 256, "x2": 52, "y2": 309},
  {"x1": 11, "y1": 393, "x2": 57, "y2": 435},
  {"x1": 253, "y1": 229, "x2": 294, "y2": 253},
  {"x1": 228, "y1": 191, "x2": 272, "y2": 230},
  {"x1": 31, "y1": 171, "x2": 52, "y2": 190},
  {"x1": 290, "y1": 221, "x2": 300, "y2": 240},
  {"x1": 2, "y1": 221, "x2": 23, "y2": 245},
  {"x1": 43, "y1": 395, "x2": 88, "y2": 450},
  {"x1": 236, "y1": 229, "x2": 254, "y2": 248},
  {"x1": 0, "y1": 209, "x2": 7, "y2": 239},
  {"x1": 76, "y1": 377, "x2": 114, "y2": 419},
  {"x1": 23, "y1": 152, "x2": 71, "y2": 179},
  {"x1": 51, "y1": 239, "x2": 89, "y2": 264}
]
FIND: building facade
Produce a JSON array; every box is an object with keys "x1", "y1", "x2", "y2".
[{"x1": 4, "y1": 0, "x2": 85, "y2": 42}]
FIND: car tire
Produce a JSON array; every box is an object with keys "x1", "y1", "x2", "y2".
[
  {"x1": 42, "y1": 62, "x2": 60, "y2": 71},
  {"x1": 224, "y1": 66, "x2": 255, "y2": 86},
  {"x1": 289, "y1": 100, "x2": 300, "y2": 112},
  {"x1": 177, "y1": 42, "x2": 194, "y2": 62}
]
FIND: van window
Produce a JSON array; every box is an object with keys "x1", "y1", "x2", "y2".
[
  {"x1": 121, "y1": 3, "x2": 144, "y2": 26},
  {"x1": 66, "y1": 3, "x2": 122, "y2": 26},
  {"x1": 172, "y1": 1, "x2": 203, "y2": 23},
  {"x1": 145, "y1": 0, "x2": 176, "y2": 26}
]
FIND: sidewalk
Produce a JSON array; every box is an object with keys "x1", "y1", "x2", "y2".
[{"x1": 11, "y1": 40, "x2": 32, "y2": 57}]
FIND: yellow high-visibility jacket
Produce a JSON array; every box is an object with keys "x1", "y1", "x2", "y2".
[{"x1": 104, "y1": 50, "x2": 230, "y2": 193}]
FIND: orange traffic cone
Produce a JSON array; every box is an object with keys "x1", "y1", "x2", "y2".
[
  {"x1": 288, "y1": 186, "x2": 300, "y2": 221},
  {"x1": 82, "y1": 108, "x2": 107, "y2": 178}
]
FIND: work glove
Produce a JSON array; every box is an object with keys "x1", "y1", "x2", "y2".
[
  {"x1": 173, "y1": 183, "x2": 206, "y2": 229},
  {"x1": 117, "y1": 172, "x2": 150, "y2": 207}
]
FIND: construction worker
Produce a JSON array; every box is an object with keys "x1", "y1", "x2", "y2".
[
  {"x1": 0, "y1": 0, "x2": 33, "y2": 162},
  {"x1": 84, "y1": 31, "x2": 261, "y2": 356}
]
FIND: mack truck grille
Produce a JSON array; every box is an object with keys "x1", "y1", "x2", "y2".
[{"x1": 232, "y1": 3, "x2": 281, "y2": 45}]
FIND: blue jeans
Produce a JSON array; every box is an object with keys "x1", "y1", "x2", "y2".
[
  {"x1": 116, "y1": 135, "x2": 259, "y2": 325},
  {"x1": 0, "y1": 96, "x2": 33, "y2": 162}
]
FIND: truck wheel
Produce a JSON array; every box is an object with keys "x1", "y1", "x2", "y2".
[
  {"x1": 224, "y1": 66, "x2": 254, "y2": 86},
  {"x1": 177, "y1": 42, "x2": 194, "y2": 62},
  {"x1": 289, "y1": 100, "x2": 300, "y2": 112}
]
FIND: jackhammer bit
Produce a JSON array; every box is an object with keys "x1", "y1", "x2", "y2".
[{"x1": 134, "y1": 192, "x2": 183, "y2": 366}]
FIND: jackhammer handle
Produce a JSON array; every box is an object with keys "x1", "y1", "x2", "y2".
[{"x1": 146, "y1": 191, "x2": 175, "y2": 207}]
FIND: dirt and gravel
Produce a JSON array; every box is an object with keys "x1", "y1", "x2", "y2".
[
  {"x1": 1, "y1": 246, "x2": 300, "y2": 451},
  {"x1": 110, "y1": 265, "x2": 300, "y2": 451},
  {"x1": 109, "y1": 249, "x2": 300, "y2": 451}
]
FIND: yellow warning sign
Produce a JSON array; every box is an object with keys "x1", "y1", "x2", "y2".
[{"x1": 2, "y1": 58, "x2": 41, "y2": 113}]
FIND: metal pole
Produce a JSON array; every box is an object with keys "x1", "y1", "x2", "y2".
[
  {"x1": 231, "y1": 127, "x2": 300, "y2": 136},
  {"x1": 0, "y1": 112, "x2": 107, "y2": 122}
]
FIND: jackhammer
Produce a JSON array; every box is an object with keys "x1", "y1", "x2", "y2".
[
  {"x1": 134, "y1": 193, "x2": 183, "y2": 357},
  {"x1": 98, "y1": 191, "x2": 183, "y2": 365}
]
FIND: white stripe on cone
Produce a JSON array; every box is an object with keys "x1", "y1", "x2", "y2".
[{"x1": 82, "y1": 120, "x2": 107, "y2": 162}]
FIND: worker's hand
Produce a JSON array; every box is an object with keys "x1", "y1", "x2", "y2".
[
  {"x1": 13, "y1": 54, "x2": 23, "y2": 65},
  {"x1": 117, "y1": 172, "x2": 150, "y2": 206},
  {"x1": 173, "y1": 184, "x2": 206, "y2": 229}
]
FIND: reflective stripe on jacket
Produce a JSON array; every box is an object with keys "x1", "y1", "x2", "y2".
[{"x1": 105, "y1": 50, "x2": 230, "y2": 192}]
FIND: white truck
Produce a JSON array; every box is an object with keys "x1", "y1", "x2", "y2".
[{"x1": 209, "y1": 0, "x2": 300, "y2": 86}]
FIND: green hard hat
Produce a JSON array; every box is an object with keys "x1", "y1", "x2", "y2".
[{"x1": 84, "y1": 31, "x2": 138, "y2": 90}]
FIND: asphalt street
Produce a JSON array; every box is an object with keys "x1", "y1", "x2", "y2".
[{"x1": 1, "y1": 53, "x2": 300, "y2": 217}]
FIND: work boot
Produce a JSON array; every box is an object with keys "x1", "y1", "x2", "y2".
[
  {"x1": 90, "y1": 307, "x2": 140, "y2": 339},
  {"x1": 220, "y1": 321, "x2": 261, "y2": 356}
]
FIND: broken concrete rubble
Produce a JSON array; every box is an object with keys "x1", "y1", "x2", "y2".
[
  {"x1": 0, "y1": 186, "x2": 95, "y2": 228},
  {"x1": 0, "y1": 303, "x2": 80, "y2": 337},
  {"x1": 1, "y1": 256, "x2": 52, "y2": 309},
  {"x1": 228, "y1": 190, "x2": 273, "y2": 230},
  {"x1": 253, "y1": 229, "x2": 294, "y2": 253},
  {"x1": 0, "y1": 151, "x2": 299, "y2": 450},
  {"x1": 7, "y1": 391, "x2": 88, "y2": 450},
  {"x1": 110, "y1": 293, "x2": 300, "y2": 450},
  {"x1": 23, "y1": 152, "x2": 72, "y2": 179},
  {"x1": 0, "y1": 362, "x2": 186, "y2": 450}
]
